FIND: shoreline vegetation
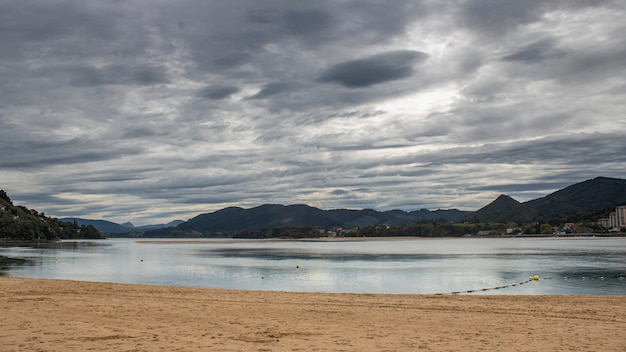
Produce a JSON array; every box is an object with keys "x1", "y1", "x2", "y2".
[
  {"x1": 131, "y1": 221, "x2": 624, "y2": 239},
  {"x1": 132, "y1": 233, "x2": 626, "y2": 244},
  {"x1": 1, "y1": 232, "x2": 625, "y2": 246},
  {"x1": 1, "y1": 277, "x2": 625, "y2": 351},
  {"x1": 3, "y1": 231, "x2": 624, "y2": 243}
]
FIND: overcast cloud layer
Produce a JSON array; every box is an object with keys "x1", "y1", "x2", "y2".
[{"x1": 1, "y1": 0, "x2": 625, "y2": 225}]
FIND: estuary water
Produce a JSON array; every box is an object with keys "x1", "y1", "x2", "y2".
[{"x1": 1, "y1": 237, "x2": 625, "y2": 295}]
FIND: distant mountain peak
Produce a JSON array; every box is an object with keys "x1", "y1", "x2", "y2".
[
  {"x1": 494, "y1": 194, "x2": 519, "y2": 203},
  {"x1": 482, "y1": 194, "x2": 521, "y2": 209},
  {"x1": 472, "y1": 194, "x2": 532, "y2": 223}
]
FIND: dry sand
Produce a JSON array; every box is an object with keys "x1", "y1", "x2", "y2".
[{"x1": 1, "y1": 277, "x2": 624, "y2": 352}]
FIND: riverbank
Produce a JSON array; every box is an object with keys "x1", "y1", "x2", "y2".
[{"x1": 1, "y1": 277, "x2": 624, "y2": 351}]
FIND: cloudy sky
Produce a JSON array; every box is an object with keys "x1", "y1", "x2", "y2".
[{"x1": 1, "y1": 0, "x2": 625, "y2": 225}]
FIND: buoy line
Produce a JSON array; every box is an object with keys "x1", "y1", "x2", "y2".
[
  {"x1": 438, "y1": 275, "x2": 626, "y2": 295},
  {"x1": 439, "y1": 277, "x2": 537, "y2": 295}
]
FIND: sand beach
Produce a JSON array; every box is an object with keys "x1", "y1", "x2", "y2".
[{"x1": 1, "y1": 277, "x2": 624, "y2": 351}]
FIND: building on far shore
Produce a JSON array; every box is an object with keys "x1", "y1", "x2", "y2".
[
  {"x1": 598, "y1": 217, "x2": 610, "y2": 228},
  {"x1": 599, "y1": 205, "x2": 626, "y2": 230}
]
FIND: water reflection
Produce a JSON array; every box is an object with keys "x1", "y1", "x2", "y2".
[
  {"x1": 0, "y1": 256, "x2": 30, "y2": 276},
  {"x1": 196, "y1": 247, "x2": 449, "y2": 261},
  {"x1": 0, "y1": 237, "x2": 624, "y2": 295}
]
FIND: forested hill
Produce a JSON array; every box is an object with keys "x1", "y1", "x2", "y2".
[
  {"x1": 0, "y1": 190, "x2": 103, "y2": 241},
  {"x1": 469, "y1": 177, "x2": 626, "y2": 223},
  {"x1": 142, "y1": 204, "x2": 468, "y2": 237},
  {"x1": 147, "y1": 177, "x2": 625, "y2": 238}
]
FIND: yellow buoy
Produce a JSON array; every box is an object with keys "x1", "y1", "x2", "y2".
[
  {"x1": 533, "y1": 275, "x2": 539, "y2": 281},
  {"x1": 55, "y1": 257, "x2": 58, "y2": 261},
  {"x1": 140, "y1": 258, "x2": 144, "y2": 262},
  {"x1": 296, "y1": 264, "x2": 300, "y2": 269}
]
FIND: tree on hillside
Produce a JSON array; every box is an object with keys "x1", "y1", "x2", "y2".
[{"x1": 0, "y1": 190, "x2": 12, "y2": 205}]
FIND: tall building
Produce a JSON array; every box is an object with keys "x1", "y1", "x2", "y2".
[
  {"x1": 604, "y1": 205, "x2": 626, "y2": 229},
  {"x1": 616, "y1": 205, "x2": 626, "y2": 227}
]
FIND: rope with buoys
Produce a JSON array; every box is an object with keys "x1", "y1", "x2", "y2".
[
  {"x1": 438, "y1": 275, "x2": 625, "y2": 295},
  {"x1": 438, "y1": 276, "x2": 539, "y2": 295}
]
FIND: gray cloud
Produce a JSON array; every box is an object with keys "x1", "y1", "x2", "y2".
[
  {"x1": 416, "y1": 133, "x2": 626, "y2": 167},
  {"x1": 247, "y1": 82, "x2": 293, "y2": 100},
  {"x1": 284, "y1": 9, "x2": 334, "y2": 36},
  {"x1": 502, "y1": 38, "x2": 564, "y2": 63},
  {"x1": 213, "y1": 53, "x2": 253, "y2": 69},
  {"x1": 469, "y1": 182, "x2": 573, "y2": 193},
  {"x1": 458, "y1": 0, "x2": 546, "y2": 37},
  {"x1": 65, "y1": 64, "x2": 169, "y2": 87},
  {"x1": 457, "y1": 0, "x2": 612, "y2": 38},
  {"x1": 0, "y1": 132, "x2": 143, "y2": 170},
  {"x1": 0, "y1": 0, "x2": 624, "y2": 225},
  {"x1": 198, "y1": 85, "x2": 240, "y2": 100},
  {"x1": 317, "y1": 50, "x2": 428, "y2": 87}
]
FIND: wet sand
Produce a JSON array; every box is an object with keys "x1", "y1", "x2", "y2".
[{"x1": 1, "y1": 277, "x2": 624, "y2": 351}]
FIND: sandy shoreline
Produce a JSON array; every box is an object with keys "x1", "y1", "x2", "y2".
[{"x1": 1, "y1": 277, "x2": 625, "y2": 351}]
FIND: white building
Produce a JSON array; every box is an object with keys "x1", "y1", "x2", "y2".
[
  {"x1": 616, "y1": 205, "x2": 626, "y2": 227},
  {"x1": 604, "y1": 205, "x2": 626, "y2": 229}
]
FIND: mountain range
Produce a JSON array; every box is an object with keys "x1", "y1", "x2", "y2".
[
  {"x1": 5, "y1": 176, "x2": 625, "y2": 237},
  {"x1": 60, "y1": 218, "x2": 184, "y2": 234},
  {"x1": 143, "y1": 177, "x2": 625, "y2": 237},
  {"x1": 173, "y1": 204, "x2": 468, "y2": 235}
]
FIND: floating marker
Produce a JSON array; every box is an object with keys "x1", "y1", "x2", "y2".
[
  {"x1": 55, "y1": 257, "x2": 58, "y2": 261},
  {"x1": 296, "y1": 264, "x2": 300, "y2": 269},
  {"x1": 140, "y1": 258, "x2": 144, "y2": 262},
  {"x1": 533, "y1": 275, "x2": 539, "y2": 281}
]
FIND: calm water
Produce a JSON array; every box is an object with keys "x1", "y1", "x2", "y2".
[{"x1": 1, "y1": 237, "x2": 625, "y2": 295}]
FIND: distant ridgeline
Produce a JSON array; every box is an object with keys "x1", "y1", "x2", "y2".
[
  {"x1": 143, "y1": 177, "x2": 626, "y2": 238},
  {"x1": 2, "y1": 177, "x2": 625, "y2": 240},
  {"x1": 0, "y1": 190, "x2": 103, "y2": 241},
  {"x1": 142, "y1": 204, "x2": 470, "y2": 238}
]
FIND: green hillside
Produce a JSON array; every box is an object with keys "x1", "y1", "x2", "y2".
[
  {"x1": 470, "y1": 177, "x2": 626, "y2": 223},
  {"x1": 0, "y1": 190, "x2": 103, "y2": 241},
  {"x1": 146, "y1": 204, "x2": 469, "y2": 237},
  {"x1": 525, "y1": 177, "x2": 626, "y2": 221}
]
